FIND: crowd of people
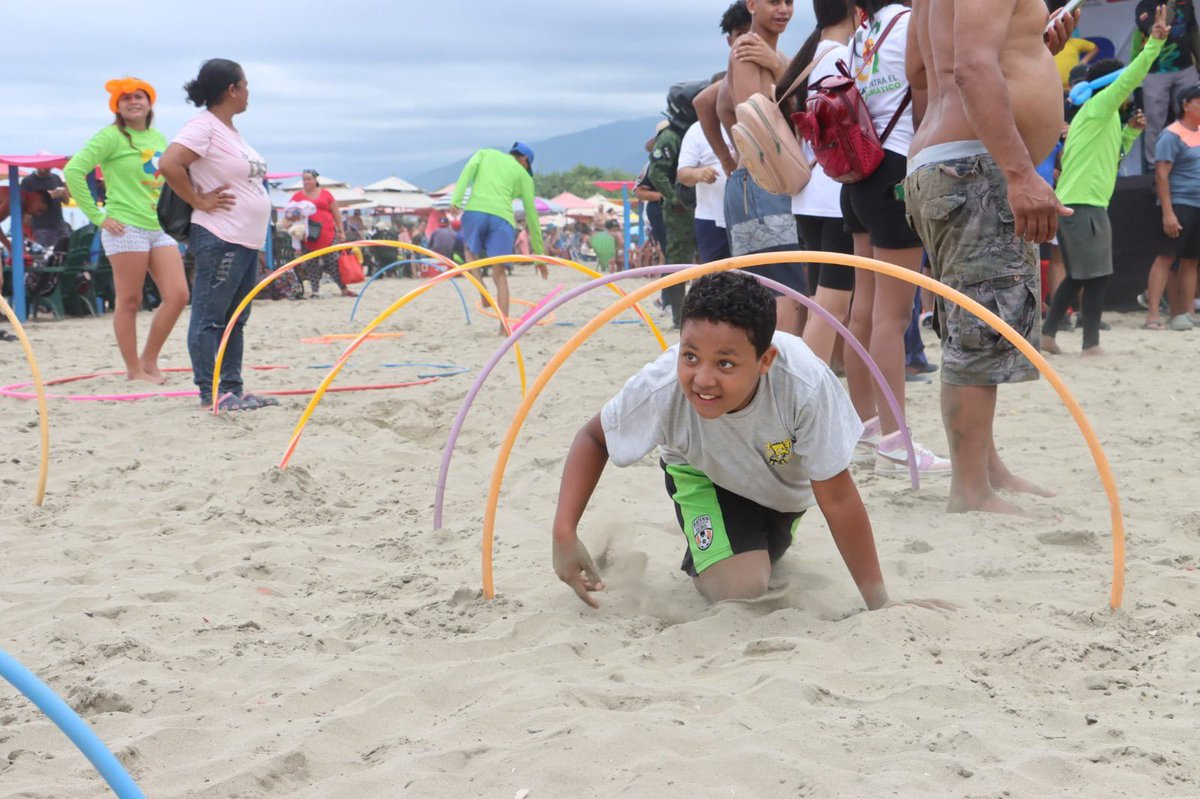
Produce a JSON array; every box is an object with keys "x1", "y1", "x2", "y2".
[
  {"x1": 552, "y1": 0, "x2": 1198, "y2": 609},
  {"x1": 610, "y1": 0, "x2": 1199, "y2": 493}
]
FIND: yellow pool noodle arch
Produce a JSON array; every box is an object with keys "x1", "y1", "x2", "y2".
[
  {"x1": 480, "y1": 253, "x2": 1127, "y2": 610},
  {"x1": 0, "y1": 296, "x2": 49, "y2": 506},
  {"x1": 279, "y1": 254, "x2": 669, "y2": 469},
  {"x1": 211, "y1": 240, "x2": 511, "y2": 414}
]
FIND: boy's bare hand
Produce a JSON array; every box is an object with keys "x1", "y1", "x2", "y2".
[{"x1": 553, "y1": 537, "x2": 605, "y2": 608}]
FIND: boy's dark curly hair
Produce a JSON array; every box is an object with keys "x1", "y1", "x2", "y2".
[
  {"x1": 720, "y1": 1, "x2": 751, "y2": 36},
  {"x1": 1086, "y1": 58, "x2": 1125, "y2": 83},
  {"x1": 680, "y1": 271, "x2": 776, "y2": 357}
]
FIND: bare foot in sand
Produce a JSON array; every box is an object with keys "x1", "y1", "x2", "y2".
[
  {"x1": 1081, "y1": 346, "x2": 1106, "y2": 358},
  {"x1": 948, "y1": 490, "x2": 1051, "y2": 518},
  {"x1": 128, "y1": 368, "x2": 166, "y2": 385},
  {"x1": 991, "y1": 470, "x2": 1057, "y2": 498},
  {"x1": 1039, "y1": 335, "x2": 1062, "y2": 355},
  {"x1": 139, "y1": 360, "x2": 167, "y2": 385}
]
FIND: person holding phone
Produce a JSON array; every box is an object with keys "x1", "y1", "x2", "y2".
[{"x1": 1134, "y1": 0, "x2": 1200, "y2": 169}]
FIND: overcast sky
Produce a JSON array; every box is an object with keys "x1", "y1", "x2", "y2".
[{"x1": 2, "y1": 1, "x2": 814, "y2": 185}]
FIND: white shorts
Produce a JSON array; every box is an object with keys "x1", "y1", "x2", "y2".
[{"x1": 100, "y1": 223, "x2": 178, "y2": 255}]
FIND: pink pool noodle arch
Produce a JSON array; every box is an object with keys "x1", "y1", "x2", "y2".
[{"x1": 432, "y1": 264, "x2": 918, "y2": 529}]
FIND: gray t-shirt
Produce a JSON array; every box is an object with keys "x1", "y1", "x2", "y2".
[
  {"x1": 1156, "y1": 123, "x2": 1200, "y2": 209},
  {"x1": 600, "y1": 332, "x2": 863, "y2": 512}
]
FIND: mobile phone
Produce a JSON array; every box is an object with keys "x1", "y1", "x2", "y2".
[{"x1": 1046, "y1": 0, "x2": 1085, "y2": 33}]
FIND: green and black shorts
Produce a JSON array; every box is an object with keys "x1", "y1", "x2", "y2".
[{"x1": 661, "y1": 461, "x2": 805, "y2": 577}]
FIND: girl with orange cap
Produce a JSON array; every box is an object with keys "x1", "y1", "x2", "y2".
[{"x1": 65, "y1": 77, "x2": 189, "y2": 385}]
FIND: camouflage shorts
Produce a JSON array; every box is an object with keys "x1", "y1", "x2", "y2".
[{"x1": 904, "y1": 152, "x2": 1040, "y2": 386}]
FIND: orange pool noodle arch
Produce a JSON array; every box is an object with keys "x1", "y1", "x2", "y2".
[
  {"x1": 480, "y1": 253, "x2": 1127, "y2": 610},
  {"x1": 0, "y1": 296, "x2": 49, "y2": 506}
]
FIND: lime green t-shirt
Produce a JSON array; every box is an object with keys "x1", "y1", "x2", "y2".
[
  {"x1": 64, "y1": 125, "x2": 168, "y2": 230},
  {"x1": 450, "y1": 148, "x2": 545, "y2": 254}
]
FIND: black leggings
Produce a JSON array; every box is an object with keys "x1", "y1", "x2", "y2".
[{"x1": 1042, "y1": 274, "x2": 1108, "y2": 350}]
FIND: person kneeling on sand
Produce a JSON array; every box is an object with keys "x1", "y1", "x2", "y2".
[{"x1": 551, "y1": 271, "x2": 948, "y2": 612}]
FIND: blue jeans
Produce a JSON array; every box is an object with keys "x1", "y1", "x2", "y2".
[
  {"x1": 904, "y1": 290, "x2": 928, "y2": 368},
  {"x1": 187, "y1": 225, "x2": 259, "y2": 401}
]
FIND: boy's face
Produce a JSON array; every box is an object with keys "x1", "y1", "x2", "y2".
[{"x1": 677, "y1": 319, "x2": 776, "y2": 420}]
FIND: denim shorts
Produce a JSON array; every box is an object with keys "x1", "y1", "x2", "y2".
[
  {"x1": 723, "y1": 169, "x2": 807, "y2": 295},
  {"x1": 904, "y1": 150, "x2": 1040, "y2": 386},
  {"x1": 461, "y1": 210, "x2": 515, "y2": 258}
]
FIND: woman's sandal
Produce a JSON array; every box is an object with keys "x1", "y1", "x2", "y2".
[{"x1": 1142, "y1": 320, "x2": 1166, "y2": 331}]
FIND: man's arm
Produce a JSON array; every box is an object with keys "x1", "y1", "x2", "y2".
[
  {"x1": 811, "y1": 469, "x2": 888, "y2": 610},
  {"x1": 450, "y1": 150, "x2": 481, "y2": 210},
  {"x1": 520, "y1": 177, "x2": 545, "y2": 256},
  {"x1": 1089, "y1": 35, "x2": 1166, "y2": 119},
  {"x1": 732, "y1": 32, "x2": 787, "y2": 82},
  {"x1": 552, "y1": 414, "x2": 609, "y2": 607},
  {"x1": 159, "y1": 143, "x2": 235, "y2": 214},
  {"x1": 696, "y1": 82, "x2": 737, "y2": 176},
  {"x1": 906, "y1": 0, "x2": 930, "y2": 129},
  {"x1": 955, "y1": 0, "x2": 1071, "y2": 242}
]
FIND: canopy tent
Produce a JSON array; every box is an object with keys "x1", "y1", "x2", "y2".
[
  {"x1": 365, "y1": 176, "x2": 422, "y2": 193},
  {"x1": 361, "y1": 176, "x2": 434, "y2": 211},
  {"x1": 513, "y1": 197, "x2": 563, "y2": 216},
  {"x1": 550, "y1": 191, "x2": 598, "y2": 218},
  {"x1": 2, "y1": 154, "x2": 71, "y2": 321},
  {"x1": 428, "y1": 182, "x2": 458, "y2": 197}
]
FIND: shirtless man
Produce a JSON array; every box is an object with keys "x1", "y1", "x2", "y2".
[{"x1": 903, "y1": 0, "x2": 1083, "y2": 514}]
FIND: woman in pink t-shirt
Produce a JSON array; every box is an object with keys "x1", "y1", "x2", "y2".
[
  {"x1": 160, "y1": 58, "x2": 277, "y2": 412},
  {"x1": 291, "y1": 170, "x2": 350, "y2": 297}
]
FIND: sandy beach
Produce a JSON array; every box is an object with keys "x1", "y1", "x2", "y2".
[{"x1": 1, "y1": 268, "x2": 1198, "y2": 798}]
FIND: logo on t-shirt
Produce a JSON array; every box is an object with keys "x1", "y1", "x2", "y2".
[
  {"x1": 765, "y1": 439, "x2": 793, "y2": 466},
  {"x1": 692, "y1": 514, "x2": 714, "y2": 551},
  {"x1": 141, "y1": 148, "x2": 162, "y2": 178}
]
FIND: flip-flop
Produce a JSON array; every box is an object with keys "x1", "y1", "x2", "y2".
[
  {"x1": 238, "y1": 393, "x2": 280, "y2": 409},
  {"x1": 0, "y1": 330, "x2": 17, "y2": 342},
  {"x1": 1142, "y1": 320, "x2": 1166, "y2": 330},
  {"x1": 203, "y1": 393, "x2": 250, "y2": 412}
]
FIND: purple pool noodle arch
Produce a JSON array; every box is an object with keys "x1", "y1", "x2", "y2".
[{"x1": 432, "y1": 264, "x2": 918, "y2": 529}]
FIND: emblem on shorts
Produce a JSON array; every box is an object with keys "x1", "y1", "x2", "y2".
[
  {"x1": 765, "y1": 439, "x2": 793, "y2": 466},
  {"x1": 692, "y1": 515, "x2": 714, "y2": 550}
]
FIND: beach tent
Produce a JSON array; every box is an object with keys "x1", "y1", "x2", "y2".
[
  {"x1": 550, "y1": 191, "x2": 598, "y2": 218},
  {"x1": 362, "y1": 176, "x2": 434, "y2": 211},
  {"x1": 2, "y1": 153, "x2": 70, "y2": 322},
  {"x1": 428, "y1": 183, "x2": 458, "y2": 198}
]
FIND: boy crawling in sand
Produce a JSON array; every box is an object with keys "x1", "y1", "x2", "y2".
[{"x1": 553, "y1": 271, "x2": 925, "y2": 611}]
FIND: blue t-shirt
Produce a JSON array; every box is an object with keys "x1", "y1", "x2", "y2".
[{"x1": 1155, "y1": 122, "x2": 1200, "y2": 209}]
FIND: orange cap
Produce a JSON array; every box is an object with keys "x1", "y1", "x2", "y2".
[{"x1": 105, "y1": 78, "x2": 156, "y2": 114}]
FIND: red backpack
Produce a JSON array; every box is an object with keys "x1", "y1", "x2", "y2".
[{"x1": 791, "y1": 11, "x2": 911, "y2": 184}]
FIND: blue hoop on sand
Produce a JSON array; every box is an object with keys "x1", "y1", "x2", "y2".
[
  {"x1": 381, "y1": 362, "x2": 470, "y2": 379},
  {"x1": 0, "y1": 647, "x2": 146, "y2": 798},
  {"x1": 350, "y1": 260, "x2": 472, "y2": 324}
]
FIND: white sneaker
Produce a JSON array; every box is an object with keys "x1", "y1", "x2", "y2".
[
  {"x1": 1169, "y1": 314, "x2": 1194, "y2": 331},
  {"x1": 874, "y1": 431, "x2": 951, "y2": 478},
  {"x1": 852, "y1": 416, "x2": 881, "y2": 465}
]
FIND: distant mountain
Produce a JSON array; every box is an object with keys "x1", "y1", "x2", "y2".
[{"x1": 411, "y1": 116, "x2": 662, "y2": 191}]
